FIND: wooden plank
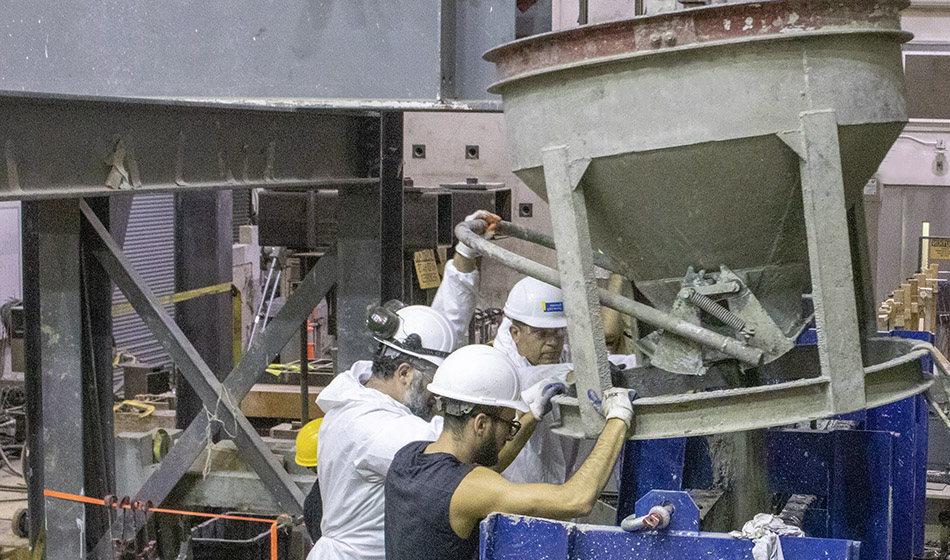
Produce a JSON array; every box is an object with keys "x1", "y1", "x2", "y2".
[{"x1": 240, "y1": 383, "x2": 325, "y2": 420}]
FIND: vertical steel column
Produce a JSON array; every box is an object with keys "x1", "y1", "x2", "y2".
[
  {"x1": 80, "y1": 197, "x2": 115, "y2": 553},
  {"x1": 337, "y1": 113, "x2": 404, "y2": 371},
  {"x1": 24, "y1": 199, "x2": 85, "y2": 559},
  {"x1": 337, "y1": 181, "x2": 382, "y2": 370},
  {"x1": 798, "y1": 110, "x2": 866, "y2": 413},
  {"x1": 541, "y1": 145, "x2": 612, "y2": 435},
  {"x1": 174, "y1": 191, "x2": 234, "y2": 428},
  {"x1": 380, "y1": 111, "x2": 405, "y2": 304},
  {"x1": 20, "y1": 202, "x2": 43, "y2": 551}
]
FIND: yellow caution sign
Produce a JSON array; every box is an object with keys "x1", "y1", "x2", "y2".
[{"x1": 930, "y1": 238, "x2": 950, "y2": 261}]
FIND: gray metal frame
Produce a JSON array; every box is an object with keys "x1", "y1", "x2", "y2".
[
  {"x1": 83, "y1": 205, "x2": 338, "y2": 556},
  {"x1": 0, "y1": 1, "x2": 511, "y2": 107},
  {"x1": 541, "y1": 146, "x2": 613, "y2": 434}
]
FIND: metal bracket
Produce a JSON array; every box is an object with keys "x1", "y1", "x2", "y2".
[
  {"x1": 541, "y1": 145, "x2": 612, "y2": 436},
  {"x1": 653, "y1": 268, "x2": 707, "y2": 376}
]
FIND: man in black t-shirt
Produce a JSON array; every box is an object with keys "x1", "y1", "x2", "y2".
[{"x1": 384, "y1": 344, "x2": 633, "y2": 560}]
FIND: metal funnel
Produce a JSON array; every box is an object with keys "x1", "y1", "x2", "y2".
[
  {"x1": 485, "y1": 0, "x2": 909, "y2": 341},
  {"x1": 475, "y1": 0, "x2": 935, "y2": 437}
]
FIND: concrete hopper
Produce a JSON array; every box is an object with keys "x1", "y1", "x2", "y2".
[{"x1": 456, "y1": 0, "x2": 939, "y2": 438}]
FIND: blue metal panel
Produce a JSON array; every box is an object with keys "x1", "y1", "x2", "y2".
[
  {"x1": 615, "y1": 439, "x2": 686, "y2": 523},
  {"x1": 828, "y1": 430, "x2": 894, "y2": 560},
  {"x1": 480, "y1": 514, "x2": 570, "y2": 560},
  {"x1": 865, "y1": 397, "x2": 917, "y2": 560},
  {"x1": 767, "y1": 428, "x2": 895, "y2": 560},
  {"x1": 914, "y1": 393, "x2": 928, "y2": 556},
  {"x1": 480, "y1": 491, "x2": 862, "y2": 560}
]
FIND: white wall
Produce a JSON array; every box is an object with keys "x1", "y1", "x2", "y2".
[{"x1": 403, "y1": 112, "x2": 557, "y2": 309}]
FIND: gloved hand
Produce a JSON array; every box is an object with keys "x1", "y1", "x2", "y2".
[
  {"x1": 455, "y1": 210, "x2": 502, "y2": 259},
  {"x1": 590, "y1": 388, "x2": 636, "y2": 429},
  {"x1": 522, "y1": 376, "x2": 568, "y2": 419}
]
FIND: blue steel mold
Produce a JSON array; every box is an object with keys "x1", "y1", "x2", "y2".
[{"x1": 480, "y1": 491, "x2": 861, "y2": 560}]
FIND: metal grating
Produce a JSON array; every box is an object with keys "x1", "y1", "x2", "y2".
[{"x1": 111, "y1": 194, "x2": 175, "y2": 369}]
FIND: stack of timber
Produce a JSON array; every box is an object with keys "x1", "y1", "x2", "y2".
[{"x1": 877, "y1": 263, "x2": 940, "y2": 333}]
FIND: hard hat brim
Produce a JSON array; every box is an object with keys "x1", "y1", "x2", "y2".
[
  {"x1": 427, "y1": 383, "x2": 530, "y2": 413},
  {"x1": 376, "y1": 338, "x2": 446, "y2": 366},
  {"x1": 502, "y1": 310, "x2": 568, "y2": 329}
]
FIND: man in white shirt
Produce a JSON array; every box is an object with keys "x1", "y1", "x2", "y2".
[{"x1": 307, "y1": 305, "x2": 455, "y2": 560}]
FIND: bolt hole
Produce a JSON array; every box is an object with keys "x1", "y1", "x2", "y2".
[
  {"x1": 465, "y1": 145, "x2": 480, "y2": 160},
  {"x1": 518, "y1": 203, "x2": 533, "y2": 218},
  {"x1": 412, "y1": 144, "x2": 426, "y2": 159}
]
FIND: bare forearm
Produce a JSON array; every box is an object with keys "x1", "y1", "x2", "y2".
[
  {"x1": 560, "y1": 419, "x2": 626, "y2": 515},
  {"x1": 493, "y1": 412, "x2": 538, "y2": 473}
]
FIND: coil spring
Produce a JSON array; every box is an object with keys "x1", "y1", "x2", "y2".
[{"x1": 684, "y1": 289, "x2": 747, "y2": 333}]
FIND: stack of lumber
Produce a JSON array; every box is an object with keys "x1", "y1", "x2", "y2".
[{"x1": 877, "y1": 263, "x2": 940, "y2": 333}]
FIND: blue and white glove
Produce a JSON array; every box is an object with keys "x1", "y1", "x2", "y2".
[
  {"x1": 589, "y1": 387, "x2": 636, "y2": 430},
  {"x1": 522, "y1": 376, "x2": 568, "y2": 419}
]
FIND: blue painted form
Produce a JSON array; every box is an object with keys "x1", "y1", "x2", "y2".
[
  {"x1": 768, "y1": 427, "x2": 894, "y2": 559},
  {"x1": 615, "y1": 438, "x2": 686, "y2": 523},
  {"x1": 480, "y1": 491, "x2": 861, "y2": 560}
]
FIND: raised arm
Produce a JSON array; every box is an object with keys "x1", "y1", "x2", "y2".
[{"x1": 449, "y1": 389, "x2": 634, "y2": 537}]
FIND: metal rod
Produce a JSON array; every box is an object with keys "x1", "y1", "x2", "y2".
[
  {"x1": 248, "y1": 257, "x2": 276, "y2": 350},
  {"x1": 258, "y1": 268, "x2": 283, "y2": 340},
  {"x1": 578, "y1": 0, "x2": 589, "y2": 24},
  {"x1": 300, "y1": 315, "x2": 310, "y2": 424},
  {"x1": 494, "y1": 221, "x2": 634, "y2": 279},
  {"x1": 456, "y1": 220, "x2": 764, "y2": 366}
]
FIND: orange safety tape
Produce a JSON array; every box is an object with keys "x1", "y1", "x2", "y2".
[{"x1": 44, "y1": 489, "x2": 281, "y2": 560}]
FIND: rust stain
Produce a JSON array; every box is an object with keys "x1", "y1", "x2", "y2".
[{"x1": 485, "y1": 0, "x2": 907, "y2": 90}]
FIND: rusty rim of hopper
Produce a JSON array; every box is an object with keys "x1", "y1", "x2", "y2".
[{"x1": 484, "y1": 0, "x2": 912, "y2": 93}]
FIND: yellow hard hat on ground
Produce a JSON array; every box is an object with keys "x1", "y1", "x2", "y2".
[{"x1": 295, "y1": 418, "x2": 323, "y2": 467}]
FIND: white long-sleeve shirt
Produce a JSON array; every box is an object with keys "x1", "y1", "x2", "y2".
[
  {"x1": 430, "y1": 259, "x2": 479, "y2": 349},
  {"x1": 308, "y1": 362, "x2": 443, "y2": 560}
]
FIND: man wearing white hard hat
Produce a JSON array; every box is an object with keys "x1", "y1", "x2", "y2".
[
  {"x1": 447, "y1": 213, "x2": 636, "y2": 486},
  {"x1": 384, "y1": 345, "x2": 634, "y2": 560},
  {"x1": 307, "y1": 304, "x2": 456, "y2": 560}
]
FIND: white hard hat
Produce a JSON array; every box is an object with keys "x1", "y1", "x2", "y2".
[
  {"x1": 428, "y1": 345, "x2": 529, "y2": 413},
  {"x1": 503, "y1": 277, "x2": 568, "y2": 329},
  {"x1": 374, "y1": 305, "x2": 456, "y2": 366}
]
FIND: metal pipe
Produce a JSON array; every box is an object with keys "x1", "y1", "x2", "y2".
[
  {"x1": 494, "y1": 221, "x2": 634, "y2": 279},
  {"x1": 578, "y1": 0, "x2": 589, "y2": 25},
  {"x1": 456, "y1": 221, "x2": 764, "y2": 366},
  {"x1": 248, "y1": 257, "x2": 276, "y2": 350},
  {"x1": 261, "y1": 269, "x2": 282, "y2": 333},
  {"x1": 300, "y1": 317, "x2": 309, "y2": 424}
]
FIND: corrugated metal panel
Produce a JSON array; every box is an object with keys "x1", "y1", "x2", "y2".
[
  {"x1": 233, "y1": 189, "x2": 251, "y2": 243},
  {"x1": 112, "y1": 194, "x2": 175, "y2": 368}
]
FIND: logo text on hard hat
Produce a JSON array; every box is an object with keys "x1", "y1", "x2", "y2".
[{"x1": 542, "y1": 301, "x2": 563, "y2": 313}]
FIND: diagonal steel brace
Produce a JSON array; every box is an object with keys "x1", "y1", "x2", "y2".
[{"x1": 81, "y1": 200, "x2": 337, "y2": 557}]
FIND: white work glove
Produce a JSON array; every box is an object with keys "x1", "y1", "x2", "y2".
[
  {"x1": 522, "y1": 376, "x2": 568, "y2": 419},
  {"x1": 590, "y1": 387, "x2": 635, "y2": 429},
  {"x1": 455, "y1": 210, "x2": 501, "y2": 259}
]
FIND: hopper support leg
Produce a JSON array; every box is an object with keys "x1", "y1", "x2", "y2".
[
  {"x1": 541, "y1": 145, "x2": 613, "y2": 436},
  {"x1": 792, "y1": 109, "x2": 866, "y2": 414}
]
